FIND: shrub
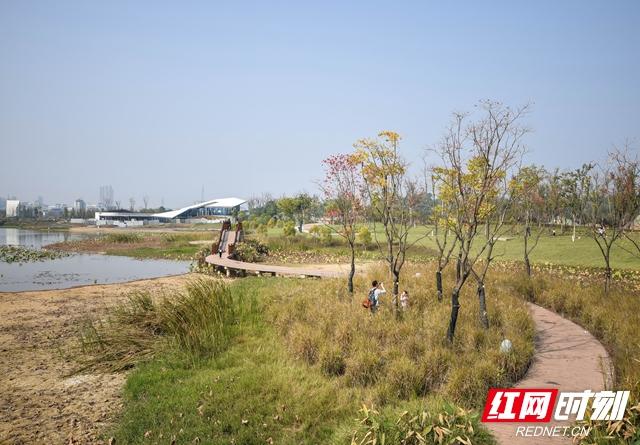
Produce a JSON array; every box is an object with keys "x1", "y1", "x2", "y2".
[
  {"x1": 233, "y1": 239, "x2": 269, "y2": 262},
  {"x1": 319, "y1": 226, "x2": 333, "y2": 245},
  {"x1": 283, "y1": 222, "x2": 296, "y2": 237},
  {"x1": 256, "y1": 224, "x2": 268, "y2": 236},
  {"x1": 356, "y1": 226, "x2": 372, "y2": 246}
]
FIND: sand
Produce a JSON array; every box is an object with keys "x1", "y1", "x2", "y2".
[{"x1": 0, "y1": 275, "x2": 192, "y2": 444}]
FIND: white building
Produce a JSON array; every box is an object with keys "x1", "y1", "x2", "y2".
[
  {"x1": 94, "y1": 197, "x2": 247, "y2": 225},
  {"x1": 5, "y1": 200, "x2": 21, "y2": 217}
]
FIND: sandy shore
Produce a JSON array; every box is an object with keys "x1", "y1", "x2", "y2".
[{"x1": 0, "y1": 274, "x2": 192, "y2": 444}]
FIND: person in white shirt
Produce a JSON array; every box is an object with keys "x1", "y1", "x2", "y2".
[{"x1": 368, "y1": 280, "x2": 386, "y2": 313}]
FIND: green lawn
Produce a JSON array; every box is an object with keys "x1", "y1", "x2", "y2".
[{"x1": 257, "y1": 224, "x2": 640, "y2": 270}]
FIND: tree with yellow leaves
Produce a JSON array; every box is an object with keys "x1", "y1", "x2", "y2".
[{"x1": 355, "y1": 131, "x2": 427, "y2": 317}]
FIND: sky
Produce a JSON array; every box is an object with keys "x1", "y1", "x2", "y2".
[{"x1": 1, "y1": 1, "x2": 639, "y2": 208}]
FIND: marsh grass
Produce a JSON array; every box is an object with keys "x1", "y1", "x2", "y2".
[
  {"x1": 104, "y1": 232, "x2": 143, "y2": 243},
  {"x1": 269, "y1": 263, "x2": 535, "y2": 410},
  {"x1": 74, "y1": 278, "x2": 237, "y2": 372},
  {"x1": 107, "y1": 276, "x2": 506, "y2": 444}
]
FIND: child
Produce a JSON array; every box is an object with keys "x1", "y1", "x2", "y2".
[{"x1": 400, "y1": 290, "x2": 409, "y2": 311}]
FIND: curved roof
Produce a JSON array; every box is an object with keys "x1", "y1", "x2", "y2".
[{"x1": 153, "y1": 197, "x2": 246, "y2": 219}]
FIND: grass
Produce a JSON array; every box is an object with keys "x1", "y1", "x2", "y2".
[
  {"x1": 49, "y1": 230, "x2": 215, "y2": 260},
  {"x1": 77, "y1": 264, "x2": 533, "y2": 444},
  {"x1": 251, "y1": 224, "x2": 640, "y2": 270},
  {"x1": 74, "y1": 278, "x2": 237, "y2": 373}
]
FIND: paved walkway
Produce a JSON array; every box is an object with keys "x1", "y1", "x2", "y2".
[{"x1": 486, "y1": 303, "x2": 613, "y2": 444}]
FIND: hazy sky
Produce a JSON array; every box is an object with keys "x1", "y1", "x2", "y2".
[{"x1": 1, "y1": 1, "x2": 639, "y2": 208}]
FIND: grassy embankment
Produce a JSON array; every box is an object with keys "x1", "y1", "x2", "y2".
[
  {"x1": 49, "y1": 231, "x2": 216, "y2": 260},
  {"x1": 76, "y1": 264, "x2": 534, "y2": 444}
]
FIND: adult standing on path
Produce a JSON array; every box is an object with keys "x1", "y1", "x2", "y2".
[{"x1": 485, "y1": 303, "x2": 613, "y2": 444}]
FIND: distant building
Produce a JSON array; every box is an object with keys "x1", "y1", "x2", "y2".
[
  {"x1": 5, "y1": 200, "x2": 38, "y2": 218},
  {"x1": 74, "y1": 199, "x2": 87, "y2": 213},
  {"x1": 6, "y1": 200, "x2": 21, "y2": 217},
  {"x1": 95, "y1": 197, "x2": 247, "y2": 225}
]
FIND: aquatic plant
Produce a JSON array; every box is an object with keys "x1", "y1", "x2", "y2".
[{"x1": 0, "y1": 245, "x2": 70, "y2": 264}]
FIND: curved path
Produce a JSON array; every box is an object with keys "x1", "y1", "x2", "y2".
[{"x1": 486, "y1": 303, "x2": 613, "y2": 444}]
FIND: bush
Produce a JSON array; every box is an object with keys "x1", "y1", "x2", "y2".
[
  {"x1": 356, "y1": 226, "x2": 372, "y2": 246},
  {"x1": 233, "y1": 239, "x2": 269, "y2": 262},
  {"x1": 256, "y1": 224, "x2": 268, "y2": 236},
  {"x1": 319, "y1": 226, "x2": 333, "y2": 245},
  {"x1": 283, "y1": 221, "x2": 296, "y2": 237}
]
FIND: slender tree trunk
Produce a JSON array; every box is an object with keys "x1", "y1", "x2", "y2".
[
  {"x1": 572, "y1": 220, "x2": 576, "y2": 243},
  {"x1": 456, "y1": 253, "x2": 461, "y2": 281},
  {"x1": 348, "y1": 243, "x2": 355, "y2": 295},
  {"x1": 436, "y1": 269, "x2": 443, "y2": 302},
  {"x1": 446, "y1": 287, "x2": 461, "y2": 342},
  {"x1": 524, "y1": 231, "x2": 531, "y2": 277},
  {"x1": 393, "y1": 271, "x2": 400, "y2": 317},
  {"x1": 478, "y1": 283, "x2": 489, "y2": 329},
  {"x1": 604, "y1": 250, "x2": 612, "y2": 294}
]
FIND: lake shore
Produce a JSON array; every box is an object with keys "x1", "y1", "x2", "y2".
[{"x1": 0, "y1": 274, "x2": 192, "y2": 444}]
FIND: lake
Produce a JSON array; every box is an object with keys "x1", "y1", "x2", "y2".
[{"x1": 0, "y1": 228, "x2": 190, "y2": 292}]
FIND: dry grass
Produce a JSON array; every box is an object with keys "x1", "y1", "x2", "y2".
[
  {"x1": 72, "y1": 278, "x2": 236, "y2": 372},
  {"x1": 269, "y1": 262, "x2": 535, "y2": 409}
]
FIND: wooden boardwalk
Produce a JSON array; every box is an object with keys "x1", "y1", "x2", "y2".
[{"x1": 205, "y1": 254, "x2": 341, "y2": 278}]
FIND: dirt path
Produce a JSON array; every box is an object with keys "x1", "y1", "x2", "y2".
[
  {"x1": 0, "y1": 275, "x2": 192, "y2": 444},
  {"x1": 486, "y1": 303, "x2": 613, "y2": 444}
]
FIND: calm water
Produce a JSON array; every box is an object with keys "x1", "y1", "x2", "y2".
[{"x1": 0, "y1": 228, "x2": 190, "y2": 292}]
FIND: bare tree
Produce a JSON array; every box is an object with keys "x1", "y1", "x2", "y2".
[
  {"x1": 425, "y1": 165, "x2": 457, "y2": 301},
  {"x1": 129, "y1": 197, "x2": 136, "y2": 212},
  {"x1": 320, "y1": 153, "x2": 365, "y2": 294},
  {"x1": 143, "y1": 195, "x2": 150, "y2": 210},
  {"x1": 584, "y1": 148, "x2": 640, "y2": 292},
  {"x1": 512, "y1": 165, "x2": 547, "y2": 276},
  {"x1": 433, "y1": 101, "x2": 528, "y2": 341}
]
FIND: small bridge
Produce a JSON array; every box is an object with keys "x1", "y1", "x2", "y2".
[{"x1": 205, "y1": 221, "x2": 340, "y2": 279}]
